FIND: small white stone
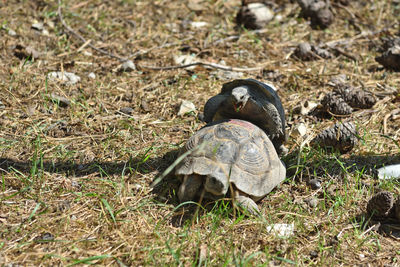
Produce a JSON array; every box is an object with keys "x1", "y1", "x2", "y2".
[
  {"x1": 83, "y1": 51, "x2": 93, "y2": 56},
  {"x1": 266, "y1": 223, "x2": 294, "y2": 238},
  {"x1": 178, "y1": 100, "x2": 196, "y2": 116},
  {"x1": 275, "y1": 14, "x2": 283, "y2": 22},
  {"x1": 32, "y1": 22, "x2": 44, "y2": 31},
  {"x1": 174, "y1": 54, "x2": 197, "y2": 70},
  {"x1": 190, "y1": 21, "x2": 208, "y2": 29},
  {"x1": 48, "y1": 71, "x2": 81, "y2": 85},
  {"x1": 292, "y1": 123, "x2": 307, "y2": 137},
  {"x1": 248, "y1": 3, "x2": 274, "y2": 23},
  {"x1": 300, "y1": 100, "x2": 318, "y2": 115},
  {"x1": 377, "y1": 164, "x2": 400, "y2": 179},
  {"x1": 8, "y1": 29, "x2": 16, "y2": 36},
  {"x1": 120, "y1": 60, "x2": 136, "y2": 72},
  {"x1": 88, "y1": 72, "x2": 96, "y2": 79}
]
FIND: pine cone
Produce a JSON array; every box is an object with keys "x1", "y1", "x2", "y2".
[
  {"x1": 311, "y1": 122, "x2": 358, "y2": 153},
  {"x1": 367, "y1": 191, "x2": 394, "y2": 219},
  {"x1": 321, "y1": 92, "x2": 353, "y2": 115},
  {"x1": 334, "y1": 86, "x2": 376, "y2": 109},
  {"x1": 297, "y1": 0, "x2": 334, "y2": 29}
]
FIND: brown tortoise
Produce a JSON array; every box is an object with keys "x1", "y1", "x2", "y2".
[
  {"x1": 175, "y1": 119, "x2": 286, "y2": 215},
  {"x1": 203, "y1": 79, "x2": 287, "y2": 156}
]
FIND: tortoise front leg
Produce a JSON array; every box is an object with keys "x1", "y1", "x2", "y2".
[
  {"x1": 233, "y1": 190, "x2": 260, "y2": 216},
  {"x1": 178, "y1": 174, "x2": 203, "y2": 203}
]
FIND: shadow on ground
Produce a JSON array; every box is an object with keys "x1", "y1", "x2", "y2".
[
  {"x1": 285, "y1": 149, "x2": 400, "y2": 181},
  {"x1": 0, "y1": 149, "x2": 180, "y2": 178}
]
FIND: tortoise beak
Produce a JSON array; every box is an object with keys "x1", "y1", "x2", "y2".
[{"x1": 234, "y1": 102, "x2": 244, "y2": 112}]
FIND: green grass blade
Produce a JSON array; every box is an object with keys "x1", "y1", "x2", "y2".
[
  {"x1": 67, "y1": 255, "x2": 112, "y2": 266},
  {"x1": 101, "y1": 198, "x2": 116, "y2": 223},
  {"x1": 28, "y1": 202, "x2": 41, "y2": 221}
]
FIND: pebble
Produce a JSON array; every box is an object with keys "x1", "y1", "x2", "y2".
[
  {"x1": 304, "y1": 197, "x2": 318, "y2": 208},
  {"x1": 174, "y1": 54, "x2": 197, "y2": 70},
  {"x1": 48, "y1": 71, "x2": 81, "y2": 85},
  {"x1": 31, "y1": 22, "x2": 44, "y2": 31},
  {"x1": 292, "y1": 123, "x2": 307, "y2": 137},
  {"x1": 50, "y1": 93, "x2": 71, "y2": 107},
  {"x1": 141, "y1": 99, "x2": 150, "y2": 112},
  {"x1": 120, "y1": 107, "x2": 134, "y2": 115},
  {"x1": 120, "y1": 60, "x2": 136, "y2": 72},
  {"x1": 88, "y1": 72, "x2": 96, "y2": 79},
  {"x1": 310, "y1": 250, "x2": 318, "y2": 259},
  {"x1": 178, "y1": 100, "x2": 196, "y2": 116},
  {"x1": 190, "y1": 21, "x2": 208, "y2": 29},
  {"x1": 295, "y1": 42, "x2": 313, "y2": 60},
  {"x1": 377, "y1": 164, "x2": 400, "y2": 179},
  {"x1": 34, "y1": 232, "x2": 54, "y2": 242},
  {"x1": 308, "y1": 179, "x2": 321, "y2": 190},
  {"x1": 237, "y1": 3, "x2": 274, "y2": 29},
  {"x1": 266, "y1": 223, "x2": 294, "y2": 238},
  {"x1": 299, "y1": 100, "x2": 318, "y2": 115},
  {"x1": 8, "y1": 29, "x2": 16, "y2": 36}
]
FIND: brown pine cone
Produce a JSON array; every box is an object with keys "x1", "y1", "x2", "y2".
[
  {"x1": 311, "y1": 121, "x2": 358, "y2": 153},
  {"x1": 367, "y1": 191, "x2": 394, "y2": 219},
  {"x1": 297, "y1": 0, "x2": 334, "y2": 29},
  {"x1": 321, "y1": 92, "x2": 353, "y2": 115},
  {"x1": 334, "y1": 86, "x2": 376, "y2": 109}
]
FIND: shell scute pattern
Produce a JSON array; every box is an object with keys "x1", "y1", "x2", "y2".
[
  {"x1": 237, "y1": 142, "x2": 269, "y2": 175},
  {"x1": 175, "y1": 119, "x2": 286, "y2": 201},
  {"x1": 214, "y1": 122, "x2": 252, "y2": 143}
]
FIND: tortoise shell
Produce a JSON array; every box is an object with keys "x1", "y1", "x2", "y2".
[{"x1": 175, "y1": 119, "x2": 286, "y2": 199}]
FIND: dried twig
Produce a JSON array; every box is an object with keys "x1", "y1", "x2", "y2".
[
  {"x1": 329, "y1": 46, "x2": 358, "y2": 61},
  {"x1": 139, "y1": 61, "x2": 267, "y2": 72}
]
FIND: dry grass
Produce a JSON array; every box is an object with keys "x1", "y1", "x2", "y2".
[{"x1": 1, "y1": 0, "x2": 400, "y2": 265}]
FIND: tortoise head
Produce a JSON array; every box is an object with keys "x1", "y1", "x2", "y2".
[
  {"x1": 231, "y1": 86, "x2": 250, "y2": 112},
  {"x1": 204, "y1": 175, "x2": 228, "y2": 196}
]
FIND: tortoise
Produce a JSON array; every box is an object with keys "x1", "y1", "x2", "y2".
[
  {"x1": 175, "y1": 119, "x2": 286, "y2": 215},
  {"x1": 203, "y1": 79, "x2": 287, "y2": 155}
]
